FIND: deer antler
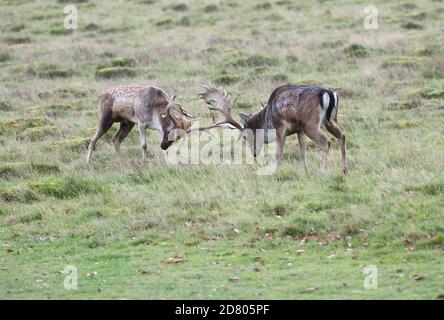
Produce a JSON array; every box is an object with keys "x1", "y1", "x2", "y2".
[
  {"x1": 195, "y1": 85, "x2": 243, "y2": 131},
  {"x1": 174, "y1": 103, "x2": 193, "y2": 118}
]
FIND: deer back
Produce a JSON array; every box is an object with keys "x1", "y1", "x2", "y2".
[{"x1": 266, "y1": 84, "x2": 337, "y2": 130}]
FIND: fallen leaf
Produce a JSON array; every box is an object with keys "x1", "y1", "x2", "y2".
[
  {"x1": 253, "y1": 268, "x2": 260, "y2": 272},
  {"x1": 39, "y1": 236, "x2": 57, "y2": 242},
  {"x1": 233, "y1": 228, "x2": 240, "y2": 234},
  {"x1": 204, "y1": 235, "x2": 219, "y2": 241},
  {"x1": 5, "y1": 248, "x2": 13, "y2": 254},
  {"x1": 301, "y1": 285, "x2": 320, "y2": 293},
  {"x1": 272, "y1": 208, "x2": 284, "y2": 218},
  {"x1": 138, "y1": 239, "x2": 153, "y2": 245},
  {"x1": 164, "y1": 254, "x2": 184, "y2": 264},
  {"x1": 296, "y1": 249, "x2": 305, "y2": 256},
  {"x1": 229, "y1": 276, "x2": 240, "y2": 283},
  {"x1": 437, "y1": 293, "x2": 444, "y2": 300},
  {"x1": 404, "y1": 239, "x2": 416, "y2": 251},
  {"x1": 412, "y1": 274, "x2": 425, "y2": 281},
  {"x1": 184, "y1": 242, "x2": 198, "y2": 247}
]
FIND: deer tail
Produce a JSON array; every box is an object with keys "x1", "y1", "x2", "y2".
[{"x1": 319, "y1": 90, "x2": 338, "y2": 122}]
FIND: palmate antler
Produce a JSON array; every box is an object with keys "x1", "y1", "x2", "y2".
[
  {"x1": 195, "y1": 85, "x2": 243, "y2": 131},
  {"x1": 166, "y1": 95, "x2": 193, "y2": 119},
  {"x1": 166, "y1": 103, "x2": 193, "y2": 120},
  {"x1": 163, "y1": 95, "x2": 198, "y2": 131}
]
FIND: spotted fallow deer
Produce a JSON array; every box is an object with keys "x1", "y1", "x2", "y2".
[
  {"x1": 198, "y1": 84, "x2": 348, "y2": 174},
  {"x1": 86, "y1": 86, "x2": 195, "y2": 163}
]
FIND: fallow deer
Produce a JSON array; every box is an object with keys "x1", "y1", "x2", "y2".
[
  {"x1": 86, "y1": 86, "x2": 195, "y2": 163},
  {"x1": 198, "y1": 84, "x2": 348, "y2": 174}
]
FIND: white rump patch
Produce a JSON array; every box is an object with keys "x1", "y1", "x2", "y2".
[
  {"x1": 332, "y1": 91, "x2": 339, "y2": 120},
  {"x1": 322, "y1": 92, "x2": 330, "y2": 109},
  {"x1": 333, "y1": 91, "x2": 338, "y2": 108}
]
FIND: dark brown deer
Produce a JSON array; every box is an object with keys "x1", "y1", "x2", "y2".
[
  {"x1": 86, "y1": 86, "x2": 195, "y2": 163},
  {"x1": 198, "y1": 84, "x2": 348, "y2": 174}
]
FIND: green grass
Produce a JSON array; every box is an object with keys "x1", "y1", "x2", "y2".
[{"x1": 0, "y1": 0, "x2": 443, "y2": 299}]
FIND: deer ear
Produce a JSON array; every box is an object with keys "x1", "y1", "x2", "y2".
[{"x1": 239, "y1": 113, "x2": 250, "y2": 125}]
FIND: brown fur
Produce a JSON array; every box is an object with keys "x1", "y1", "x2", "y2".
[
  {"x1": 87, "y1": 86, "x2": 192, "y2": 163},
  {"x1": 243, "y1": 84, "x2": 348, "y2": 174},
  {"x1": 200, "y1": 84, "x2": 348, "y2": 174}
]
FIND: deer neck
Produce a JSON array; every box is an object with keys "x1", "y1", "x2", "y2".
[
  {"x1": 149, "y1": 111, "x2": 164, "y2": 134},
  {"x1": 247, "y1": 108, "x2": 272, "y2": 129}
]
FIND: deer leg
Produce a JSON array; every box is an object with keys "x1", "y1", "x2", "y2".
[
  {"x1": 138, "y1": 122, "x2": 148, "y2": 163},
  {"x1": 304, "y1": 127, "x2": 330, "y2": 175},
  {"x1": 112, "y1": 120, "x2": 135, "y2": 153},
  {"x1": 325, "y1": 120, "x2": 348, "y2": 174},
  {"x1": 297, "y1": 132, "x2": 308, "y2": 172},
  {"x1": 275, "y1": 129, "x2": 287, "y2": 168},
  {"x1": 86, "y1": 114, "x2": 114, "y2": 163}
]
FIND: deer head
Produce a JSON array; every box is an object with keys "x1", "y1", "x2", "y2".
[
  {"x1": 160, "y1": 95, "x2": 196, "y2": 150},
  {"x1": 197, "y1": 85, "x2": 263, "y2": 156}
]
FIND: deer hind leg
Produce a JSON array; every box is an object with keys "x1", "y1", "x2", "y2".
[
  {"x1": 325, "y1": 120, "x2": 348, "y2": 174},
  {"x1": 86, "y1": 113, "x2": 114, "y2": 163},
  {"x1": 138, "y1": 122, "x2": 148, "y2": 163},
  {"x1": 304, "y1": 126, "x2": 330, "y2": 175},
  {"x1": 297, "y1": 132, "x2": 308, "y2": 172},
  {"x1": 112, "y1": 120, "x2": 135, "y2": 153}
]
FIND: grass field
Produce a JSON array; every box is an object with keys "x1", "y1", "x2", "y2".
[{"x1": 0, "y1": 0, "x2": 443, "y2": 299}]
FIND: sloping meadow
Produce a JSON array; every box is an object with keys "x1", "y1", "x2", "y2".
[{"x1": 0, "y1": 0, "x2": 443, "y2": 299}]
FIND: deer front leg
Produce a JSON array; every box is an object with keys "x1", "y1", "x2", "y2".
[
  {"x1": 297, "y1": 132, "x2": 308, "y2": 172},
  {"x1": 86, "y1": 113, "x2": 113, "y2": 163},
  {"x1": 275, "y1": 129, "x2": 286, "y2": 169},
  {"x1": 138, "y1": 122, "x2": 148, "y2": 163}
]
